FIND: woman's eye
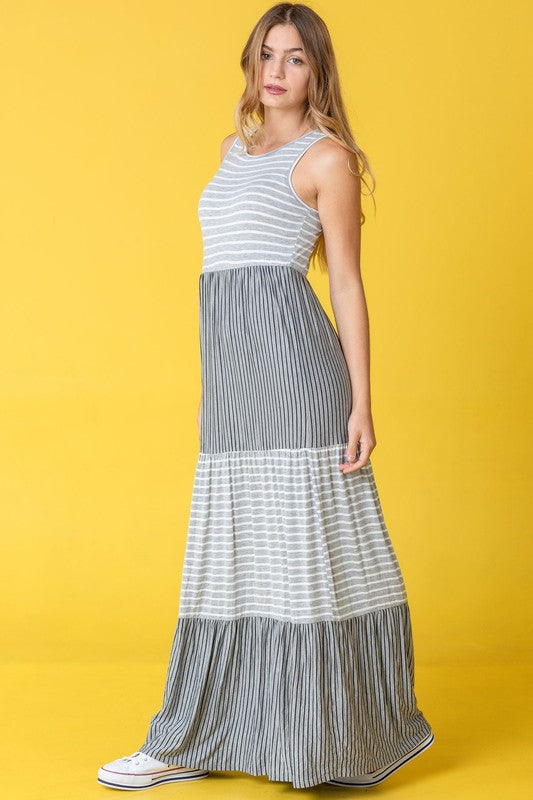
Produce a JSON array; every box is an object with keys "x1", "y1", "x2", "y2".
[{"x1": 260, "y1": 53, "x2": 304, "y2": 65}]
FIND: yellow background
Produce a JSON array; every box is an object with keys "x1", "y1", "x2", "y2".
[{"x1": 1, "y1": 1, "x2": 532, "y2": 797}]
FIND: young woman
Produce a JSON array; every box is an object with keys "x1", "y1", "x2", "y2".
[{"x1": 98, "y1": 2, "x2": 434, "y2": 790}]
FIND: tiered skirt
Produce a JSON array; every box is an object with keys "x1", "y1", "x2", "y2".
[{"x1": 139, "y1": 264, "x2": 432, "y2": 788}]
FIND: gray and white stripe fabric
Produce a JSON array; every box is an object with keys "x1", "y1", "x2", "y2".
[{"x1": 139, "y1": 129, "x2": 433, "y2": 787}]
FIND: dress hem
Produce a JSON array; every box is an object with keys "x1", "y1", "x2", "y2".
[{"x1": 140, "y1": 723, "x2": 434, "y2": 789}]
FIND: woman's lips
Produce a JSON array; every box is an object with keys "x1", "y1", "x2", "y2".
[{"x1": 265, "y1": 85, "x2": 287, "y2": 94}]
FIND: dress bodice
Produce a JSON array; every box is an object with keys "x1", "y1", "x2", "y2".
[{"x1": 197, "y1": 129, "x2": 327, "y2": 276}]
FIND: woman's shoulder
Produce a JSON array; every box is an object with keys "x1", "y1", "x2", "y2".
[
  {"x1": 307, "y1": 133, "x2": 360, "y2": 184},
  {"x1": 311, "y1": 133, "x2": 355, "y2": 165},
  {"x1": 220, "y1": 131, "x2": 239, "y2": 160}
]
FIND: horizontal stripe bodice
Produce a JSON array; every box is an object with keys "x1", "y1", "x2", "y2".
[{"x1": 198, "y1": 129, "x2": 327, "y2": 275}]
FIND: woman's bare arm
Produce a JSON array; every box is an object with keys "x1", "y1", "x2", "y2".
[{"x1": 314, "y1": 141, "x2": 376, "y2": 472}]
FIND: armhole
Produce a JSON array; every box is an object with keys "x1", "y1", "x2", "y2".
[
  {"x1": 287, "y1": 135, "x2": 327, "y2": 215},
  {"x1": 222, "y1": 133, "x2": 240, "y2": 162}
]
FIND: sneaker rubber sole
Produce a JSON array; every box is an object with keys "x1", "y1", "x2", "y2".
[
  {"x1": 325, "y1": 730, "x2": 435, "y2": 787},
  {"x1": 97, "y1": 762, "x2": 209, "y2": 790}
]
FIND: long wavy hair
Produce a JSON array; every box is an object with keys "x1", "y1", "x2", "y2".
[{"x1": 234, "y1": 2, "x2": 376, "y2": 273}]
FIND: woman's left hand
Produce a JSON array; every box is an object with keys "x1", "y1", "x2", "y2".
[{"x1": 339, "y1": 406, "x2": 376, "y2": 473}]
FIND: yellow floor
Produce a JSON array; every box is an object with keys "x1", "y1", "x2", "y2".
[{"x1": 3, "y1": 662, "x2": 531, "y2": 798}]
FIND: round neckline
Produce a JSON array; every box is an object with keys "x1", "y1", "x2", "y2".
[{"x1": 242, "y1": 129, "x2": 318, "y2": 158}]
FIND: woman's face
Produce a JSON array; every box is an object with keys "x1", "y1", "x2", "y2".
[{"x1": 259, "y1": 24, "x2": 311, "y2": 112}]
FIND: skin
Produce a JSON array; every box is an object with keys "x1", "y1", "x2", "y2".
[{"x1": 198, "y1": 22, "x2": 377, "y2": 474}]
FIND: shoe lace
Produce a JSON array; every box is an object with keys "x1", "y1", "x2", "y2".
[{"x1": 123, "y1": 751, "x2": 149, "y2": 765}]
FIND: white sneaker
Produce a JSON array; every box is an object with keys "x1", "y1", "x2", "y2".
[
  {"x1": 325, "y1": 730, "x2": 435, "y2": 787},
  {"x1": 97, "y1": 750, "x2": 210, "y2": 790}
]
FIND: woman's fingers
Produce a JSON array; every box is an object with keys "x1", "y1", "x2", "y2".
[{"x1": 339, "y1": 437, "x2": 372, "y2": 473}]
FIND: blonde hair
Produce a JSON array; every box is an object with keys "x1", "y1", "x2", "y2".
[{"x1": 234, "y1": 2, "x2": 376, "y2": 272}]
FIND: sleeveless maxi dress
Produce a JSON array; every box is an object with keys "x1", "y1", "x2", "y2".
[{"x1": 139, "y1": 129, "x2": 433, "y2": 788}]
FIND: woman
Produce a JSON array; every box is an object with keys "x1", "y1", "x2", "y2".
[{"x1": 98, "y1": 2, "x2": 434, "y2": 790}]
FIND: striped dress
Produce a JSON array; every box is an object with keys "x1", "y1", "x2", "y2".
[{"x1": 139, "y1": 129, "x2": 433, "y2": 788}]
